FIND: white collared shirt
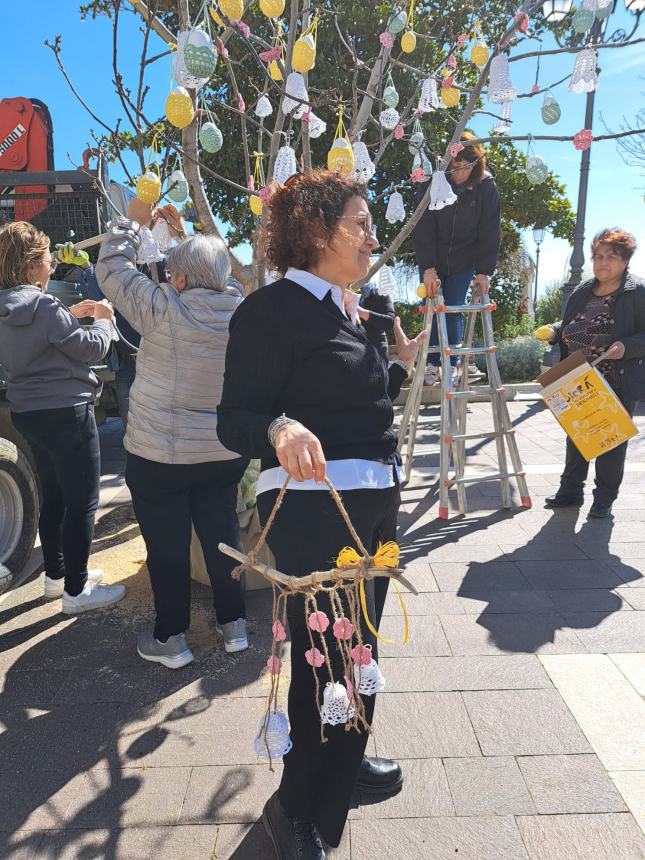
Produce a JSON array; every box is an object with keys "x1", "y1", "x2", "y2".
[{"x1": 256, "y1": 269, "x2": 401, "y2": 495}]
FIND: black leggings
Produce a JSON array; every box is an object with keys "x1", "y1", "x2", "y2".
[
  {"x1": 12, "y1": 404, "x2": 100, "y2": 596},
  {"x1": 257, "y1": 482, "x2": 400, "y2": 848}
]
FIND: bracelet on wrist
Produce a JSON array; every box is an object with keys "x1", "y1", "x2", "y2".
[{"x1": 268, "y1": 414, "x2": 297, "y2": 448}]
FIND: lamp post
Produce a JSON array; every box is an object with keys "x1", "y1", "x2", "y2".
[{"x1": 532, "y1": 226, "x2": 547, "y2": 314}]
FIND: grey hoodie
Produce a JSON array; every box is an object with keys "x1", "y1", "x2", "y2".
[{"x1": 0, "y1": 285, "x2": 112, "y2": 413}]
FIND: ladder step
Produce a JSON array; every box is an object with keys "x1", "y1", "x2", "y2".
[
  {"x1": 446, "y1": 387, "x2": 505, "y2": 398},
  {"x1": 434, "y1": 303, "x2": 496, "y2": 314},
  {"x1": 447, "y1": 430, "x2": 503, "y2": 442},
  {"x1": 451, "y1": 470, "x2": 526, "y2": 486},
  {"x1": 446, "y1": 346, "x2": 495, "y2": 357}
]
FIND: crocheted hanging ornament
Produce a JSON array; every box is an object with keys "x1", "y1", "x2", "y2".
[
  {"x1": 408, "y1": 119, "x2": 425, "y2": 155},
  {"x1": 175, "y1": 31, "x2": 210, "y2": 90},
  {"x1": 308, "y1": 610, "x2": 330, "y2": 633},
  {"x1": 320, "y1": 682, "x2": 356, "y2": 726},
  {"x1": 492, "y1": 100, "x2": 512, "y2": 134},
  {"x1": 388, "y1": 8, "x2": 408, "y2": 34},
  {"x1": 259, "y1": 0, "x2": 285, "y2": 18},
  {"x1": 440, "y1": 76, "x2": 460, "y2": 109},
  {"x1": 429, "y1": 170, "x2": 457, "y2": 210},
  {"x1": 332, "y1": 616, "x2": 354, "y2": 640},
  {"x1": 401, "y1": 30, "x2": 417, "y2": 52},
  {"x1": 273, "y1": 145, "x2": 298, "y2": 184},
  {"x1": 218, "y1": 0, "x2": 244, "y2": 20},
  {"x1": 412, "y1": 149, "x2": 432, "y2": 179},
  {"x1": 255, "y1": 95, "x2": 273, "y2": 118},
  {"x1": 471, "y1": 40, "x2": 489, "y2": 68},
  {"x1": 268, "y1": 60, "x2": 283, "y2": 80},
  {"x1": 292, "y1": 33, "x2": 316, "y2": 73},
  {"x1": 136, "y1": 171, "x2": 162, "y2": 205},
  {"x1": 385, "y1": 190, "x2": 406, "y2": 224},
  {"x1": 353, "y1": 645, "x2": 386, "y2": 696},
  {"x1": 352, "y1": 141, "x2": 376, "y2": 184},
  {"x1": 541, "y1": 92, "x2": 561, "y2": 125},
  {"x1": 595, "y1": 0, "x2": 613, "y2": 19},
  {"x1": 379, "y1": 107, "x2": 401, "y2": 130},
  {"x1": 488, "y1": 55, "x2": 517, "y2": 103},
  {"x1": 526, "y1": 154, "x2": 548, "y2": 185},
  {"x1": 136, "y1": 225, "x2": 164, "y2": 265},
  {"x1": 568, "y1": 48, "x2": 598, "y2": 94},
  {"x1": 184, "y1": 29, "x2": 218, "y2": 79},
  {"x1": 167, "y1": 168, "x2": 189, "y2": 203},
  {"x1": 199, "y1": 121, "x2": 223, "y2": 153},
  {"x1": 272, "y1": 619, "x2": 287, "y2": 641},
  {"x1": 383, "y1": 73, "x2": 400, "y2": 109},
  {"x1": 377, "y1": 264, "x2": 397, "y2": 296},
  {"x1": 253, "y1": 710, "x2": 293, "y2": 759},
  {"x1": 306, "y1": 111, "x2": 327, "y2": 139},
  {"x1": 574, "y1": 128, "x2": 593, "y2": 151},
  {"x1": 572, "y1": 2, "x2": 595, "y2": 33},
  {"x1": 166, "y1": 87, "x2": 195, "y2": 128},
  {"x1": 418, "y1": 78, "x2": 440, "y2": 113},
  {"x1": 282, "y1": 72, "x2": 309, "y2": 115}
]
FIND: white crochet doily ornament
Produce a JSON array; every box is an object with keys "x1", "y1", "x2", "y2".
[
  {"x1": 429, "y1": 170, "x2": 457, "y2": 211},
  {"x1": 253, "y1": 710, "x2": 293, "y2": 759},
  {"x1": 492, "y1": 100, "x2": 513, "y2": 134},
  {"x1": 352, "y1": 141, "x2": 376, "y2": 184},
  {"x1": 488, "y1": 55, "x2": 517, "y2": 104},
  {"x1": 379, "y1": 108, "x2": 401, "y2": 130},
  {"x1": 418, "y1": 78, "x2": 440, "y2": 113},
  {"x1": 306, "y1": 112, "x2": 327, "y2": 138},
  {"x1": 136, "y1": 226, "x2": 164, "y2": 265},
  {"x1": 377, "y1": 264, "x2": 397, "y2": 297},
  {"x1": 353, "y1": 645, "x2": 386, "y2": 695},
  {"x1": 273, "y1": 145, "x2": 298, "y2": 184},
  {"x1": 175, "y1": 30, "x2": 210, "y2": 90},
  {"x1": 150, "y1": 218, "x2": 174, "y2": 252},
  {"x1": 568, "y1": 48, "x2": 598, "y2": 94},
  {"x1": 282, "y1": 72, "x2": 309, "y2": 115},
  {"x1": 255, "y1": 95, "x2": 273, "y2": 118},
  {"x1": 320, "y1": 682, "x2": 356, "y2": 726},
  {"x1": 385, "y1": 191, "x2": 405, "y2": 223}
]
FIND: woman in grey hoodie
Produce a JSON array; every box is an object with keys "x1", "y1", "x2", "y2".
[{"x1": 0, "y1": 222, "x2": 126, "y2": 613}]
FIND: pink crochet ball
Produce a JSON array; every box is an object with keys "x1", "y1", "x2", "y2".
[
  {"x1": 514, "y1": 12, "x2": 529, "y2": 33},
  {"x1": 447, "y1": 53, "x2": 457, "y2": 69},
  {"x1": 531, "y1": 84, "x2": 540, "y2": 94},
  {"x1": 379, "y1": 31, "x2": 394, "y2": 49},
  {"x1": 333, "y1": 617, "x2": 354, "y2": 640},
  {"x1": 410, "y1": 167, "x2": 426, "y2": 183},
  {"x1": 305, "y1": 647, "x2": 325, "y2": 668},
  {"x1": 351, "y1": 644, "x2": 372, "y2": 667},
  {"x1": 574, "y1": 129, "x2": 593, "y2": 151},
  {"x1": 272, "y1": 619, "x2": 286, "y2": 641},
  {"x1": 394, "y1": 124, "x2": 404, "y2": 140},
  {"x1": 259, "y1": 186, "x2": 272, "y2": 203},
  {"x1": 307, "y1": 610, "x2": 330, "y2": 633},
  {"x1": 450, "y1": 142, "x2": 465, "y2": 157},
  {"x1": 457, "y1": 33, "x2": 469, "y2": 48},
  {"x1": 441, "y1": 75, "x2": 455, "y2": 88},
  {"x1": 266, "y1": 655, "x2": 282, "y2": 674},
  {"x1": 236, "y1": 21, "x2": 251, "y2": 39}
]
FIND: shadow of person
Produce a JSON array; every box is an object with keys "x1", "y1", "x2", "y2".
[{"x1": 456, "y1": 509, "x2": 642, "y2": 655}]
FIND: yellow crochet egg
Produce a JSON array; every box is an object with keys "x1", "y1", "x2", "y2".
[
  {"x1": 259, "y1": 0, "x2": 285, "y2": 17},
  {"x1": 441, "y1": 86, "x2": 460, "y2": 108},
  {"x1": 218, "y1": 0, "x2": 244, "y2": 20},
  {"x1": 470, "y1": 41, "x2": 489, "y2": 68},
  {"x1": 327, "y1": 139, "x2": 355, "y2": 176},
  {"x1": 401, "y1": 31, "x2": 417, "y2": 53},
  {"x1": 417, "y1": 284, "x2": 427, "y2": 298},
  {"x1": 291, "y1": 34, "x2": 316, "y2": 73},
  {"x1": 165, "y1": 88, "x2": 194, "y2": 128},
  {"x1": 136, "y1": 171, "x2": 162, "y2": 205},
  {"x1": 249, "y1": 194, "x2": 263, "y2": 216},
  {"x1": 268, "y1": 60, "x2": 283, "y2": 81}
]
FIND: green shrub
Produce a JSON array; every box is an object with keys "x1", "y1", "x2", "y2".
[
  {"x1": 536, "y1": 283, "x2": 563, "y2": 326},
  {"x1": 475, "y1": 335, "x2": 546, "y2": 382},
  {"x1": 392, "y1": 301, "x2": 423, "y2": 341}
]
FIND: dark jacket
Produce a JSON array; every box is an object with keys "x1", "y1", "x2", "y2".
[
  {"x1": 552, "y1": 271, "x2": 645, "y2": 402},
  {"x1": 360, "y1": 283, "x2": 395, "y2": 360},
  {"x1": 412, "y1": 174, "x2": 501, "y2": 277}
]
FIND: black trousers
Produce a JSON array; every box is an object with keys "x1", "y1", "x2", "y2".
[
  {"x1": 12, "y1": 404, "x2": 100, "y2": 596},
  {"x1": 125, "y1": 453, "x2": 248, "y2": 640},
  {"x1": 559, "y1": 398, "x2": 635, "y2": 506},
  {"x1": 257, "y1": 482, "x2": 400, "y2": 848}
]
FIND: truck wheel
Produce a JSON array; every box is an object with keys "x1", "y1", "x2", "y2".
[{"x1": 0, "y1": 438, "x2": 39, "y2": 593}]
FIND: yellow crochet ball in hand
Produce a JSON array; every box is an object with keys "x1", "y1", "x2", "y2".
[
  {"x1": 417, "y1": 284, "x2": 427, "y2": 299},
  {"x1": 136, "y1": 171, "x2": 162, "y2": 205},
  {"x1": 401, "y1": 31, "x2": 417, "y2": 53},
  {"x1": 292, "y1": 34, "x2": 316, "y2": 73},
  {"x1": 327, "y1": 139, "x2": 355, "y2": 176},
  {"x1": 268, "y1": 60, "x2": 283, "y2": 81},
  {"x1": 534, "y1": 324, "x2": 555, "y2": 342},
  {"x1": 470, "y1": 41, "x2": 489, "y2": 68},
  {"x1": 259, "y1": 0, "x2": 285, "y2": 17},
  {"x1": 249, "y1": 194, "x2": 263, "y2": 216},
  {"x1": 166, "y1": 88, "x2": 194, "y2": 128},
  {"x1": 441, "y1": 86, "x2": 460, "y2": 108},
  {"x1": 218, "y1": 0, "x2": 244, "y2": 20}
]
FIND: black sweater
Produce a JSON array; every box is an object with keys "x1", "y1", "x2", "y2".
[
  {"x1": 217, "y1": 277, "x2": 408, "y2": 470},
  {"x1": 412, "y1": 174, "x2": 501, "y2": 277},
  {"x1": 360, "y1": 285, "x2": 395, "y2": 360}
]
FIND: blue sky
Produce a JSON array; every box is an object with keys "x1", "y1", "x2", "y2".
[{"x1": 3, "y1": 1, "x2": 644, "y2": 297}]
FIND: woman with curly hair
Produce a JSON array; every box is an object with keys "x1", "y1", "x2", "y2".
[
  {"x1": 540, "y1": 228, "x2": 644, "y2": 518},
  {"x1": 217, "y1": 169, "x2": 425, "y2": 858}
]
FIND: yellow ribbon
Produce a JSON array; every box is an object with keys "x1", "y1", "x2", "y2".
[{"x1": 253, "y1": 151, "x2": 265, "y2": 187}]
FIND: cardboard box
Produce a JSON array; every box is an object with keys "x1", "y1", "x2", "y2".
[{"x1": 538, "y1": 351, "x2": 638, "y2": 461}]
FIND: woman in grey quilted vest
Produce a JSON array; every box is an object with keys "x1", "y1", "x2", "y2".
[{"x1": 96, "y1": 199, "x2": 249, "y2": 667}]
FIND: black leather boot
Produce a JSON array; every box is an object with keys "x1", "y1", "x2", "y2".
[
  {"x1": 545, "y1": 494, "x2": 584, "y2": 508},
  {"x1": 355, "y1": 755, "x2": 403, "y2": 798},
  {"x1": 262, "y1": 792, "x2": 325, "y2": 860}
]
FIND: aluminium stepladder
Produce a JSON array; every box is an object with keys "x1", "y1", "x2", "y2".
[{"x1": 398, "y1": 283, "x2": 532, "y2": 519}]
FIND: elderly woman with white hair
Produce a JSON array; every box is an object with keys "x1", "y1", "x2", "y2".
[{"x1": 96, "y1": 199, "x2": 248, "y2": 667}]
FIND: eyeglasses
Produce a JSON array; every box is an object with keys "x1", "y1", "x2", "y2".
[
  {"x1": 339, "y1": 214, "x2": 378, "y2": 238},
  {"x1": 45, "y1": 258, "x2": 58, "y2": 273}
]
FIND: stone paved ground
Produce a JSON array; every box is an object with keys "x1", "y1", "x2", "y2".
[{"x1": 1, "y1": 397, "x2": 645, "y2": 859}]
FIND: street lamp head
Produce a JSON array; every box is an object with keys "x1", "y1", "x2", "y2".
[
  {"x1": 626, "y1": 0, "x2": 645, "y2": 12},
  {"x1": 533, "y1": 226, "x2": 547, "y2": 244},
  {"x1": 542, "y1": 0, "x2": 574, "y2": 21}
]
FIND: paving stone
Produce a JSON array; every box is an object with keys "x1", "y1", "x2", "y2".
[
  {"x1": 361, "y1": 758, "x2": 453, "y2": 818},
  {"x1": 430, "y1": 562, "x2": 531, "y2": 592},
  {"x1": 562, "y1": 612, "x2": 645, "y2": 652},
  {"x1": 609, "y1": 771, "x2": 645, "y2": 836},
  {"x1": 439, "y1": 613, "x2": 586, "y2": 656},
  {"x1": 0, "y1": 770, "x2": 84, "y2": 832},
  {"x1": 593, "y1": 542, "x2": 645, "y2": 559},
  {"x1": 462, "y1": 689, "x2": 592, "y2": 756},
  {"x1": 179, "y1": 764, "x2": 281, "y2": 823},
  {"x1": 606, "y1": 559, "x2": 645, "y2": 586},
  {"x1": 374, "y1": 692, "x2": 480, "y2": 759},
  {"x1": 350, "y1": 816, "x2": 529, "y2": 860},
  {"x1": 425, "y1": 545, "x2": 507, "y2": 563},
  {"x1": 214, "y1": 821, "x2": 352, "y2": 859},
  {"x1": 397, "y1": 559, "x2": 439, "y2": 592},
  {"x1": 517, "y1": 754, "x2": 627, "y2": 814},
  {"x1": 443, "y1": 757, "x2": 536, "y2": 816},
  {"x1": 609, "y1": 653, "x2": 645, "y2": 696},
  {"x1": 516, "y1": 560, "x2": 624, "y2": 591},
  {"x1": 516, "y1": 813, "x2": 645, "y2": 860},
  {"x1": 378, "y1": 658, "x2": 435, "y2": 692},
  {"x1": 378, "y1": 615, "x2": 451, "y2": 657},
  {"x1": 36, "y1": 825, "x2": 219, "y2": 859},
  {"x1": 500, "y1": 542, "x2": 589, "y2": 561},
  {"x1": 0, "y1": 669, "x2": 71, "y2": 707},
  {"x1": 547, "y1": 589, "x2": 632, "y2": 612},
  {"x1": 616, "y1": 587, "x2": 645, "y2": 609},
  {"x1": 0, "y1": 832, "x2": 45, "y2": 860},
  {"x1": 427, "y1": 655, "x2": 552, "y2": 691}
]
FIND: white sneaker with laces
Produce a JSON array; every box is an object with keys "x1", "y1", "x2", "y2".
[
  {"x1": 62, "y1": 581, "x2": 126, "y2": 614},
  {"x1": 44, "y1": 569, "x2": 104, "y2": 600}
]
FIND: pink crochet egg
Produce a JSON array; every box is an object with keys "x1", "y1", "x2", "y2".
[
  {"x1": 305, "y1": 647, "x2": 325, "y2": 668},
  {"x1": 394, "y1": 124, "x2": 404, "y2": 140},
  {"x1": 379, "y1": 31, "x2": 394, "y2": 48},
  {"x1": 266, "y1": 655, "x2": 282, "y2": 674},
  {"x1": 351, "y1": 644, "x2": 372, "y2": 667},
  {"x1": 272, "y1": 620, "x2": 286, "y2": 641},
  {"x1": 450, "y1": 142, "x2": 465, "y2": 157},
  {"x1": 333, "y1": 617, "x2": 354, "y2": 640},
  {"x1": 307, "y1": 611, "x2": 329, "y2": 633}
]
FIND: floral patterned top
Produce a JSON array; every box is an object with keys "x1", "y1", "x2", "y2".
[{"x1": 561, "y1": 290, "x2": 620, "y2": 390}]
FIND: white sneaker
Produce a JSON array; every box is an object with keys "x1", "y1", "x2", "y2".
[
  {"x1": 423, "y1": 366, "x2": 441, "y2": 387},
  {"x1": 44, "y1": 569, "x2": 104, "y2": 600},
  {"x1": 62, "y1": 581, "x2": 126, "y2": 614},
  {"x1": 216, "y1": 618, "x2": 249, "y2": 653}
]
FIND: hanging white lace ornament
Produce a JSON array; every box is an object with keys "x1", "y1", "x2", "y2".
[
  {"x1": 352, "y1": 142, "x2": 376, "y2": 184},
  {"x1": 418, "y1": 78, "x2": 441, "y2": 113},
  {"x1": 306, "y1": 112, "x2": 327, "y2": 138},
  {"x1": 353, "y1": 645, "x2": 386, "y2": 695},
  {"x1": 273, "y1": 145, "x2": 298, "y2": 184},
  {"x1": 429, "y1": 170, "x2": 457, "y2": 211},
  {"x1": 255, "y1": 95, "x2": 273, "y2": 118},
  {"x1": 150, "y1": 218, "x2": 173, "y2": 252},
  {"x1": 320, "y1": 682, "x2": 356, "y2": 726},
  {"x1": 377, "y1": 264, "x2": 397, "y2": 297},
  {"x1": 175, "y1": 31, "x2": 210, "y2": 90},
  {"x1": 379, "y1": 108, "x2": 400, "y2": 130},
  {"x1": 253, "y1": 710, "x2": 293, "y2": 759},
  {"x1": 282, "y1": 72, "x2": 309, "y2": 115},
  {"x1": 136, "y1": 226, "x2": 164, "y2": 265},
  {"x1": 492, "y1": 100, "x2": 513, "y2": 134},
  {"x1": 568, "y1": 48, "x2": 598, "y2": 94},
  {"x1": 488, "y1": 55, "x2": 517, "y2": 104},
  {"x1": 385, "y1": 191, "x2": 405, "y2": 223}
]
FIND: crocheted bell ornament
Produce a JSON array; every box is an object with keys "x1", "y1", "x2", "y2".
[
  {"x1": 385, "y1": 190, "x2": 406, "y2": 224},
  {"x1": 167, "y1": 169, "x2": 189, "y2": 203},
  {"x1": 253, "y1": 710, "x2": 293, "y2": 759},
  {"x1": 492, "y1": 100, "x2": 512, "y2": 134},
  {"x1": 541, "y1": 93, "x2": 561, "y2": 125},
  {"x1": 282, "y1": 72, "x2": 309, "y2": 115},
  {"x1": 273, "y1": 145, "x2": 298, "y2": 184},
  {"x1": 305, "y1": 111, "x2": 327, "y2": 138},
  {"x1": 255, "y1": 95, "x2": 273, "y2": 118},
  {"x1": 136, "y1": 226, "x2": 164, "y2": 265},
  {"x1": 379, "y1": 108, "x2": 401, "y2": 130},
  {"x1": 352, "y1": 141, "x2": 376, "y2": 184},
  {"x1": 320, "y1": 681, "x2": 356, "y2": 726},
  {"x1": 429, "y1": 170, "x2": 457, "y2": 211},
  {"x1": 568, "y1": 48, "x2": 598, "y2": 95},
  {"x1": 487, "y1": 55, "x2": 517, "y2": 103},
  {"x1": 418, "y1": 78, "x2": 441, "y2": 113},
  {"x1": 353, "y1": 644, "x2": 386, "y2": 696},
  {"x1": 150, "y1": 217, "x2": 173, "y2": 252},
  {"x1": 377, "y1": 264, "x2": 397, "y2": 297}
]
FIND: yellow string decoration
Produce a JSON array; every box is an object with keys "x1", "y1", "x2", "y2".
[
  {"x1": 327, "y1": 105, "x2": 354, "y2": 176},
  {"x1": 249, "y1": 151, "x2": 265, "y2": 216},
  {"x1": 136, "y1": 129, "x2": 162, "y2": 204},
  {"x1": 401, "y1": 0, "x2": 416, "y2": 53}
]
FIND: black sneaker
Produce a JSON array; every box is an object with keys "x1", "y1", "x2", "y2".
[
  {"x1": 589, "y1": 502, "x2": 613, "y2": 519},
  {"x1": 262, "y1": 792, "x2": 325, "y2": 860},
  {"x1": 544, "y1": 494, "x2": 584, "y2": 509}
]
